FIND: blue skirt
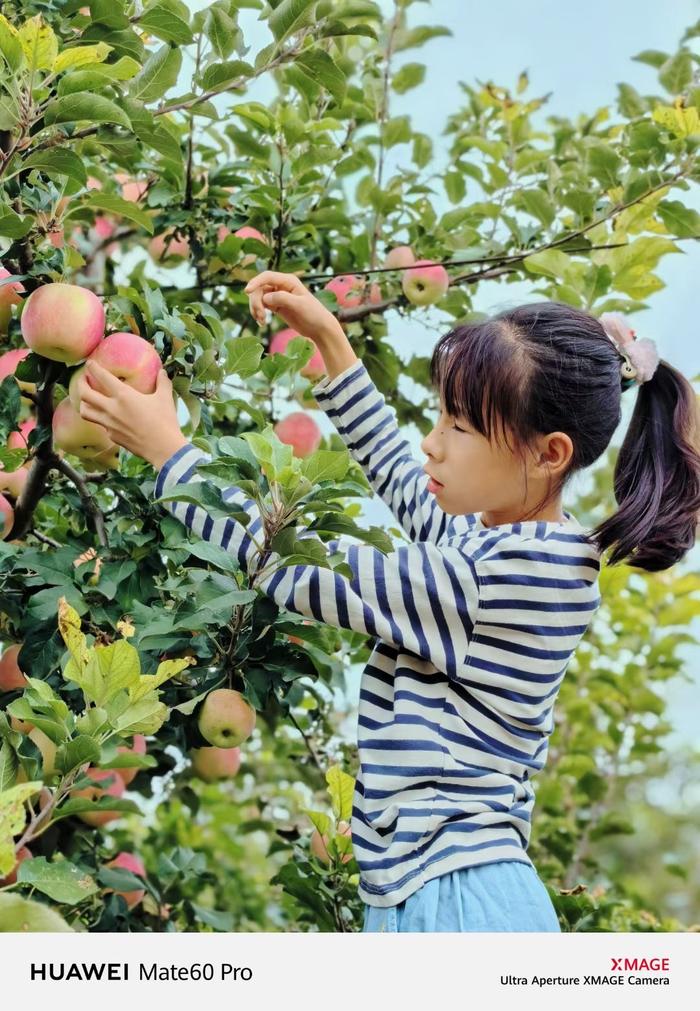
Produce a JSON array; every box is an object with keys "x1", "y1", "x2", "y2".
[{"x1": 362, "y1": 861, "x2": 561, "y2": 932}]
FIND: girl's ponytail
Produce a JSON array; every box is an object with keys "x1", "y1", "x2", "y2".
[{"x1": 590, "y1": 360, "x2": 700, "y2": 572}]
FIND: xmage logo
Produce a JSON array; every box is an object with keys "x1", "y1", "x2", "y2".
[{"x1": 610, "y1": 958, "x2": 669, "y2": 972}]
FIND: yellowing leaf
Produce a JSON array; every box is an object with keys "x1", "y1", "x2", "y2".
[
  {"x1": 18, "y1": 15, "x2": 58, "y2": 71},
  {"x1": 652, "y1": 100, "x2": 700, "y2": 138},
  {"x1": 325, "y1": 765, "x2": 354, "y2": 822},
  {"x1": 53, "y1": 42, "x2": 112, "y2": 75},
  {"x1": 0, "y1": 782, "x2": 42, "y2": 876}
]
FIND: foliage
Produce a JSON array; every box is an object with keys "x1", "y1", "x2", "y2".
[{"x1": 0, "y1": 0, "x2": 698, "y2": 931}]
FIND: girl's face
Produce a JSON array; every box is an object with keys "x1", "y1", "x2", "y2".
[{"x1": 420, "y1": 397, "x2": 573, "y2": 523}]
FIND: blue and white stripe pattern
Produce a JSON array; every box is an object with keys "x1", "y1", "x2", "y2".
[{"x1": 153, "y1": 360, "x2": 602, "y2": 907}]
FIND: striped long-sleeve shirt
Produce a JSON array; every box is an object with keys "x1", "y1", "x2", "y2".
[{"x1": 152, "y1": 360, "x2": 603, "y2": 908}]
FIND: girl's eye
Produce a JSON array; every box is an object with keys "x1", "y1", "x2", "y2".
[{"x1": 452, "y1": 423, "x2": 466, "y2": 433}]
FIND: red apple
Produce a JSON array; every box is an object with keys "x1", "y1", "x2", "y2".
[
  {"x1": 273, "y1": 411, "x2": 322, "y2": 458},
  {"x1": 383, "y1": 245, "x2": 415, "y2": 269},
  {"x1": 190, "y1": 745, "x2": 241, "y2": 782},
  {"x1": 0, "y1": 845, "x2": 32, "y2": 887},
  {"x1": 7, "y1": 417, "x2": 36, "y2": 452},
  {"x1": 21, "y1": 282, "x2": 105, "y2": 364},
  {"x1": 310, "y1": 821, "x2": 352, "y2": 864},
  {"x1": 73, "y1": 768, "x2": 125, "y2": 827},
  {"x1": 0, "y1": 348, "x2": 36, "y2": 398},
  {"x1": 114, "y1": 734, "x2": 146, "y2": 786},
  {"x1": 0, "y1": 643, "x2": 26, "y2": 690},
  {"x1": 269, "y1": 328, "x2": 326, "y2": 381},
  {"x1": 52, "y1": 397, "x2": 113, "y2": 460},
  {"x1": 0, "y1": 266, "x2": 25, "y2": 333},
  {"x1": 115, "y1": 173, "x2": 148, "y2": 204},
  {"x1": 323, "y1": 274, "x2": 381, "y2": 308},
  {"x1": 83, "y1": 332, "x2": 161, "y2": 397},
  {"x1": 148, "y1": 230, "x2": 190, "y2": 264},
  {"x1": 0, "y1": 494, "x2": 14, "y2": 539},
  {"x1": 0, "y1": 463, "x2": 30, "y2": 500},
  {"x1": 197, "y1": 689, "x2": 256, "y2": 749},
  {"x1": 234, "y1": 226, "x2": 267, "y2": 266},
  {"x1": 104, "y1": 852, "x2": 146, "y2": 908},
  {"x1": 401, "y1": 260, "x2": 449, "y2": 306}
]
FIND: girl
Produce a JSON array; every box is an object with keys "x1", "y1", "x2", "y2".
[{"x1": 78, "y1": 271, "x2": 700, "y2": 932}]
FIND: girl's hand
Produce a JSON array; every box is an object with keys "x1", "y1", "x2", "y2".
[
  {"x1": 244, "y1": 270, "x2": 345, "y2": 346},
  {"x1": 77, "y1": 360, "x2": 188, "y2": 470}
]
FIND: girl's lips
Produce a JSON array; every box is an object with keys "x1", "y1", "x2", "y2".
[{"x1": 427, "y1": 477, "x2": 444, "y2": 493}]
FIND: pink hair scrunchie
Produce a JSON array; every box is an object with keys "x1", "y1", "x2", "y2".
[{"x1": 599, "y1": 311, "x2": 660, "y2": 386}]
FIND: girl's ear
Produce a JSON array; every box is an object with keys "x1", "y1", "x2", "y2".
[{"x1": 537, "y1": 432, "x2": 574, "y2": 474}]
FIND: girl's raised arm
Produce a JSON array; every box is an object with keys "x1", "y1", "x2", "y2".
[{"x1": 246, "y1": 270, "x2": 452, "y2": 543}]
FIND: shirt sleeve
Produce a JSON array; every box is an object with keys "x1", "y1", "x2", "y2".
[
  {"x1": 310, "y1": 360, "x2": 449, "y2": 543},
  {"x1": 152, "y1": 440, "x2": 480, "y2": 680}
]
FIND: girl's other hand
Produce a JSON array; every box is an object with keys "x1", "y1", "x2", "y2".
[{"x1": 244, "y1": 271, "x2": 345, "y2": 346}]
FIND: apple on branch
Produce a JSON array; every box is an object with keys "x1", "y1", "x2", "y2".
[
  {"x1": 268, "y1": 327, "x2": 326, "y2": 381},
  {"x1": 197, "y1": 689, "x2": 256, "y2": 749},
  {"x1": 401, "y1": 260, "x2": 449, "y2": 306},
  {"x1": 273, "y1": 411, "x2": 322, "y2": 458},
  {"x1": 21, "y1": 282, "x2": 105, "y2": 365},
  {"x1": 190, "y1": 745, "x2": 241, "y2": 782}
]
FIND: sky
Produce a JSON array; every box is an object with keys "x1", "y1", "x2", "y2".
[{"x1": 152, "y1": 2, "x2": 700, "y2": 749}]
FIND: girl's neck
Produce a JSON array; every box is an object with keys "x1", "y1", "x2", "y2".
[{"x1": 480, "y1": 503, "x2": 566, "y2": 527}]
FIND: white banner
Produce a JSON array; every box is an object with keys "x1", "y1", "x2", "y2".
[{"x1": 1, "y1": 932, "x2": 695, "y2": 1010}]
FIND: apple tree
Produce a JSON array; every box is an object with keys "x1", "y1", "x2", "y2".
[{"x1": 1, "y1": 0, "x2": 700, "y2": 931}]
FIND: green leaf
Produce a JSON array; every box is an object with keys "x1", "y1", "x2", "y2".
[
  {"x1": 658, "y1": 50, "x2": 692, "y2": 93},
  {"x1": 53, "y1": 42, "x2": 112, "y2": 74},
  {"x1": 0, "y1": 782, "x2": 42, "y2": 876},
  {"x1": 129, "y1": 43, "x2": 182, "y2": 103},
  {"x1": 516, "y1": 188, "x2": 556, "y2": 227},
  {"x1": 295, "y1": 50, "x2": 346, "y2": 105},
  {"x1": 326, "y1": 764, "x2": 353, "y2": 821},
  {"x1": 300, "y1": 449, "x2": 350, "y2": 484},
  {"x1": 22, "y1": 149, "x2": 87, "y2": 187},
  {"x1": 17, "y1": 856, "x2": 99, "y2": 904},
  {"x1": 54, "y1": 735, "x2": 101, "y2": 776},
  {"x1": 57, "y1": 55, "x2": 141, "y2": 95},
  {"x1": 226, "y1": 335, "x2": 264, "y2": 378},
  {"x1": 523, "y1": 249, "x2": 572, "y2": 280},
  {"x1": 392, "y1": 62, "x2": 425, "y2": 94},
  {"x1": 585, "y1": 141, "x2": 622, "y2": 188},
  {"x1": 138, "y1": 4, "x2": 194, "y2": 45},
  {"x1": 444, "y1": 170, "x2": 466, "y2": 204},
  {"x1": 268, "y1": 0, "x2": 316, "y2": 42},
  {"x1": 43, "y1": 93, "x2": 131, "y2": 129},
  {"x1": 200, "y1": 60, "x2": 253, "y2": 91},
  {"x1": 384, "y1": 115, "x2": 411, "y2": 147},
  {"x1": 0, "y1": 894, "x2": 73, "y2": 932},
  {"x1": 205, "y1": 7, "x2": 239, "y2": 59},
  {"x1": 82, "y1": 193, "x2": 154, "y2": 234},
  {"x1": 394, "y1": 24, "x2": 452, "y2": 51},
  {"x1": 657, "y1": 199, "x2": 700, "y2": 238},
  {"x1": 632, "y1": 49, "x2": 669, "y2": 69}
]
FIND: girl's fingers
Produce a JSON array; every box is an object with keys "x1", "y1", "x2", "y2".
[
  {"x1": 249, "y1": 283, "x2": 275, "y2": 324},
  {"x1": 245, "y1": 271, "x2": 304, "y2": 295},
  {"x1": 262, "y1": 290, "x2": 297, "y2": 312}
]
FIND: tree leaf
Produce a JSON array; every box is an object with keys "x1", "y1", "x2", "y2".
[
  {"x1": 138, "y1": 4, "x2": 194, "y2": 45},
  {"x1": 129, "y1": 43, "x2": 182, "y2": 103},
  {"x1": 204, "y1": 7, "x2": 239, "y2": 59},
  {"x1": 17, "y1": 855, "x2": 99, "y2": 904},
  {"x1": 658, "y1": 50, "x2": 692, "y2": 93},
  {"x1": 18, "y1": 15, "x2": 57, "y2": 71},
  {"x1": 657, "y1": 199, "x2": 700, "y2": 238},
  {"x1": 392, "y1": 61, "x2": 425, "y2": 94},
  {"x1": 53, "y1": 42, "x2": 112, "y2": 75},
  {"x1": 325, "y1": 764, "x2": 354, "y2": 821},
  {"x1": 295, "y1": 49, "x2": 346, "y2": 105},
  {"x1": 22, "y1": 149, "x2": 87, "y2": 187},
  {"x1": 200, "y1": 59, "x2": 253, "y2": 91},
  {"x1": 43, "y1": 93, "x2": 131, "y2": 129},
  {"x1": 268, "y1": 0, "x2": 316, "y2": 43},
  {"x1": 82, "y1": 192, "x2": 154, "y2": 234},
  {"x1": 0, "y1": 894, "x2": 73, "y2": 932}
]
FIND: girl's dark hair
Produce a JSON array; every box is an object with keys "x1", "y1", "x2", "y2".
[{"x1": 429, "y1": 301, "x2": 700, "y2": 572}]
